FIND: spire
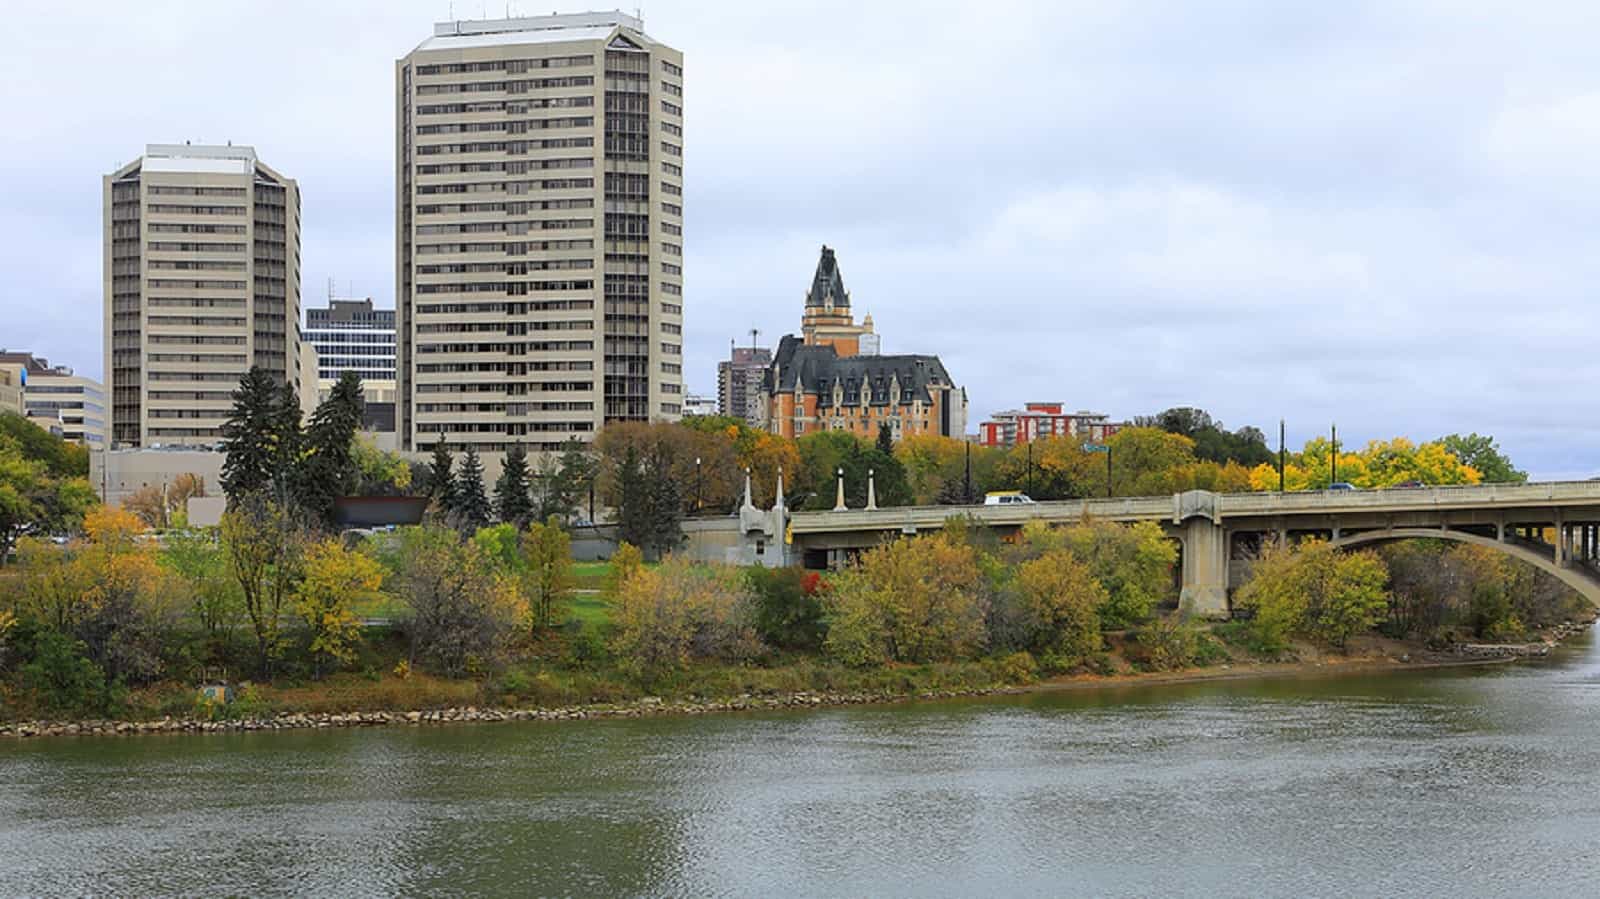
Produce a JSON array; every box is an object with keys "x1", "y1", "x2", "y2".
[{"x1": 805, "y1": 245, "x2": 849, "y2": 309}]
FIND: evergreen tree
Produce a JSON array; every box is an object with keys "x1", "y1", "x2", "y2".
[
  {"x1": 451, "y1": 446, "x2": 492, "y2": 534},
  {"x1": 616, "y1": 446, "x2": 651, "y2": 552},
  {"x1": 553, "y1": 437, "x2": 597, "y2": 522},
  {"x1": 220, "y1": 367, "x2": 301, "y2": 502},
  {"x1": 494, "y1": 443, "x2": 534, "y2": 527},
  {"x1": 296, "y1": 371, "x2": 365, "y2": 524},
  {"x1": 426, "y1": 439, "x2": 455, "y2": 510},
  {"x1": 876, "y1": 422, "x2": 895, "y2": 455},
  {"x1": 616, "y1": 446, "x2": 683, "y2": 560}
]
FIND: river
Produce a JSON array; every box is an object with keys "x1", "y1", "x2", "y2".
[{"x1": 5, "y1": 638, "x2": 1600, "y2": 897}]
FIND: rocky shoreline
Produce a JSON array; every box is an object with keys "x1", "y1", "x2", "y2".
[{"x1": 3, "y1": 617, "x2": 1593, "y2": 740}]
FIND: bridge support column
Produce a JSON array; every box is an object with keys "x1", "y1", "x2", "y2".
[
  {"x1": 1555, "y1": 512, "x2": 1567, "y2": 568},
  {"x1": 1179, "y1": 518, "x2": 1229, "y2": 620}
]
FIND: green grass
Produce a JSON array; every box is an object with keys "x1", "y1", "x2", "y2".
[{"x1": 567, "y1": 593, "x2": 612, "y2": 628}]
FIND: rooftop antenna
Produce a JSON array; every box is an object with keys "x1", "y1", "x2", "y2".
[{"x1": 749, "y1": 328, "x2": 760, "y2": 351}]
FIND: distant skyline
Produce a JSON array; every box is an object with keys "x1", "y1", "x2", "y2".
[{"x1": 7, "y1": 1, "x2": 1600, "y2": 476}]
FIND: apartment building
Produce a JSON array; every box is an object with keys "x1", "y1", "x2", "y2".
[
  {"x1": 975, "y1": 403, "x2": 1124, "y2": 448},
  {"x1": 104, "y1": 143, "x2": 302, "y2": 448},
  {"x1": 0, "y1": 352, "x2": 106, "y2": 446},
  {"x1": 395, "y1": 11, "x2": 686, "y2": 456},
  {"x1": 717, "y1": 344, "x2": 771, "y2": 426}
]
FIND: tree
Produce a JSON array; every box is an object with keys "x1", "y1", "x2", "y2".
[
  {"x1": 220, "y1": 492, "x2": 307, "y2": 674},
  {"x1": 615, "y1": 445, "x2": 683, "y2": 559},
  {"x1": 296, "y1": 538, "x2": 383, "y2": 677},
  {"x1": 0, "y1": 429, "x2": 95, "y2": 564},
  {"x1": 1136, "y1": 407, "x2": 1273, "y2": 467},
  {"x1": 523, "y1": 515, "x2": 575, "y2": 630},
  {"x1": 297, "y1": 371, "x2": 366, "y2": 523},
  {"x1": 876, "y1": 422, "x2": 895, "y2": 455},
  {"x1": 450, "y1": 447, "x2": 492, "y2": 534},
  {"x1": 611, "y1": 557, "x2": 763, "y2": 679},
  {"x1": 604, "y1": 542, "x2": 644, "y2": 600},
  {"x1": 160, "y1": 529, "x2": 243, "y2": 664},
  {"x1": 352, "y1": 437, "x2": 412, "y2": 496},
  {"x1": 0, "y1": 411, "x2": 88, "y2": 478},
  {"x1": 220, "y1": 367, "x2": 302, "y2": 502},
  {"x1": 1247, "y1": 437, "x2": 1483, "y2": 491},
  {"x1": 391, "y1": 526, "x2": 523, "y2": 676},
  {"x1": 1025, "y1": 519, "x2": 1178, "y2": 629},
  {"x1": 123, "y1": 484, "x2": 170, "y2": 529},
  {"x1": 1235, "y1": 540, "x2": 1390, "y2": 650},
  {"x1": 548, "y1": 438, "x2": 597, "y2": 522},
  {"x1": 822, "y1": 533, "x2": 988, "y2": 665},
  {"x1": 494, "y1": 443, "x2": 534, "y2": 527},
  {"x1": 1106, "y1": 427, "x2": 1198, "y2": 496},
  {"x1": 991, "y1": 435, "x2": 1098, "y2": 500},
  {"x1": 746, "y1": 567, "x2": 828, "y2": 651},
  {"x1": 1440, "y1": 433, "x2": 1527, "y2": 484},
  {"x1": 1012, "y1": 550, "x2": 1106, "y2": 663},
  {"x1": 426, "y1": 439, "x2": 455, "y2": 510}
]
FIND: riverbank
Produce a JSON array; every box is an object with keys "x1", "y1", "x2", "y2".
[{"x1": 3, "y1": 616, "x2": 1592, "y2": 740}]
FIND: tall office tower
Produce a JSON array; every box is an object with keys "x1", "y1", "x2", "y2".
[
  {"x1": 717, "y1": 344, "x2": 771, "y2": 426},
  {"x1": 396, "y1": 11, "x2": 685, "y2": 455},
  {"x1": 0, "y1": 352, "x2": 107, "y2": 447},
  {"x1": 104, "y1": 144, "x2": 302, "y2": 448},
  {"x1": 304, "y1": 296, "x2": 399, "y2": 433}
]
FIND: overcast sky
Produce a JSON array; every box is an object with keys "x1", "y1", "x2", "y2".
[{"x1": 5, "y1": 1, "x2": 1599, "y2": 476}]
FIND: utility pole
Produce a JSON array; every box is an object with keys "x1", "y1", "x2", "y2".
[
  {"x1": 963, "y1": 440, "x2": 973, "y2": 504},
  {"x1": 1331, "y1": 423, "x2": 1338, "y2": 486},
  {"x1": 1026, "y1": 440, "x2": 1033, "y2": 496},
  {"x1": 1278, "y1": 419, "x2": 1286, "y2": 492},
  {"x1": 1106, "y1": 445, "x2": 1113, "y2": 498}
]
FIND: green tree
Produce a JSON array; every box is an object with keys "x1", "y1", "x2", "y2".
[
  {"x1": 616, "y1": 446, "x2": 683, "y2": 559},
  {"x1": 0, "y1": 411, "x2": 89, "y2": 478},
  {"x1": 450, "y1": 447, "x2": 492, "y2": 534},
  {"x1": 0, "y1": 430, "x2": 95, "y2": 564},
  {"x1": 220, "y1": 367, "x2": 302, "y2": 501},
  {"x1": 352, "y1": 436, "x2": 413, "y2": 496},
  {"x1": 391, "y1": 526, "x2": 523, "y2": 676},
  {"x1": 1440, "y1": 433, "x2": 1527, "y2": 484},
  {"x1": 746, "y1": 567, "x2": 828, "y2": 651},
  {"x1": 1011, "y1": 550, "x2": 1106, "y2": 664},
  {"x1": 296, "y1": 370, "x2": 365, "y2": 524},
  {"x1": 160, "y1": 529, "x2": 244, "y2": 664},
  {"x1": 1050, "y1": 519, "x2": 1178, "y2": 629},
  {"x1": 220, "y1": 492, "x2": 307, "y2": 675},
  {"x1": 495, "y1": 443, "x2": 534, "y2": 527},
  {"x1": 1236, "y1": 540, "x2": 1390, "y2": 650},
  {"x1": 523, "y1": 515, "x2": 575, "y2": 629},
  {"x1": 876, "y1": 422, "x2": 895, "y2": 454},
  {"x1": 426, "y1": 439, "x2": 455, "y2": 509}
]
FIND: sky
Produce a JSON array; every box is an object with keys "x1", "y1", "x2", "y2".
[{"x1": 4, "y1": 0, "x2": 1600, "y2": 477}]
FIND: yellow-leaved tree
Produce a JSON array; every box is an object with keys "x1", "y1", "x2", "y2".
[
  {"x1": 296, "y1": 539, "x2": 384, "y2": 677},
  {"x1": 523, "y1": 515, "x2": 575, "y2": 630},
  {"x1": 823, "y1": 533, "x2": 987, "y2": 665},
  {"x1": 1235, "y1": 540, "x2": 1389, "y2": 650},
  {"x1": 1012, "y1": 550, "x2": 1106, "y2": 665}
]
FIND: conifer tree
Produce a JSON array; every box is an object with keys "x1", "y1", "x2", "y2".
[
  {"x1": 495, "y1": 443, "x2": 534, "y2": 527},
  {"x1": 876, "y1": 422, "x2": 895, "y2": 455},
  {"x1": 220, "y1": 367, "x2": 302, "y2": 502},
  {"x1": 297, "y1": 371, "x2": 365, "y2": 524},
  {"x1": 427, "y1": 439, "x2": 455, "y2": 511},
  {"x1": 451, "y1": 446, "x2": 492, "y2": 534}
]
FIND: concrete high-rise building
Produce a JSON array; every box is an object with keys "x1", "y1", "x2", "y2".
[
  {"x1": 0, "y1": 352, "x2": 106, "y2": 447},
  {"x1": 104, "y1": 144, "x2": 302, "y2": 448},
  {"x1": 717, "y1": 344, "x2": 771, "y2": 426},
  {"x1": 396, "y1": 11, "x2": 686, "y2": 456}
]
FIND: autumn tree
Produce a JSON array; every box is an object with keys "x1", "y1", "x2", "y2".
[
  {"x1": 603, "y1": 541, "x2": 645, "y2": 600},
  {"x1": 221, "y1": 492, "x2": 308, "y2": 674},
  {"x1": 991, "y1": 435, "x2": 1098, "y2": 500},
  {"x1": 160, "y1": 529, "x2": 243, "y2": 663},
  {"x1": 1440, "y1": 433, "x2": 1526, "y2": 484},
  {"x1": 1035, "y1": 519, "x2": 1179, "y2": 629},
  {"x1": 296, "y1": 538, "x2": 384, "y2": 677},
  {"x1": 1235, "y1": 540, "x2": 1389, "y2": 650},
  {"x1": 611, "y1": 557, "x2": 763, "y2": 679},
  {"x1": 391, "y1": 526, "x2": 524, "y2": 676},
  {"x1": 1247, "y1": 437, "x2": 1483, "y2": 491},
  {"x1": 1009, "y1": 550, "x2": 1107, "y2": 664},
  {"x1": 0, "y1": 425, "x2": 96, "y2": 564},
  {"x1": 823, "y1": 533, "x2": 988, "y2": 665},
  {"x1": 523, "y1": 515, "x2": 575, "y2": 630},
  {"x1": 352, "y1": 437, "x2": 413, "y2": 496}
]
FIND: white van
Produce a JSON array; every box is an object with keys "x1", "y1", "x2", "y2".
[{"x1": 984, "y1": 491, "x2": 1036, "y2": 506}]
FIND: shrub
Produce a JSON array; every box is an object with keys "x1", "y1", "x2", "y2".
[
  {"x1": 1011, "y1": 550, "x2": 1105, "y2": 664},
  {"x1": 19, "y1": 630, "x2": 123, "y2": 718},
  {"x1": 392, "y1": 526, "x2": 524, "y2": 677},
  {"x1": 1129, "y1": 618, "x2": 1218, "y2": 671},
  {"x1": 746, "y1": 566, "x2": 827, "y2": 651},
  {"x1": 823, "y1": 534, "x2": 988, "y2": 666},
  {"x1": 611, "y1": 558, "x2": 763, "y2": 679},
  {"x1": 1235, "y1": 541, "x2": 1389, "y2": 650},
  {"x1": 995, "y1": 650, "x2": 1039, "y2": 685}
]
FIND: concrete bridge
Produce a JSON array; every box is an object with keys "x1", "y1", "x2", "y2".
[{"x1": 786, "y1": 482, "x2": 1600, "y2": 617}]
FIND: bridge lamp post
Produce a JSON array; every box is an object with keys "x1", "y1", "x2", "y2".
[
  {"x1": 1026, "y1": 441, "x2": 1033, "y2": 497},
  {"x1": 1084, "y1": 442, "x2": 1112, "y2": 498},
  {"x1": 694, "y1": 456, "x2": 702, "y2": 515}
]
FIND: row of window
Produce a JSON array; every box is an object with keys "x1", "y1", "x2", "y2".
[
  {"x1": 415, "y1": 55, "x2": 593, "y2": 76},
  {"x1": 417, "y1": 96, "x2": 593, "y2": 115},
  {"x1": 417, "y1": 401, "x2": 595, "y2": 413},
  {"x1": 147, "y1": 222, "x2": 246, "y2": 235},
  {"x1": 417, "y1": 340, "x2": 595, "y2": 353},
  {"x1": 417, "y1": 381, "x2": 593, "y2": 393},
  {"x1": 147, "y1": 204, "x2": 245, "y2": 216},
  {"x1": 147, "y1": 186, "x2": 247, "y2": 197},
  {"x1": 416, "y1": 299, "x2": 595, "y2": 314},
  {"x1": 415, "y1": 198, "x2": 593, "y2": 215},
  {"x1": 418, "y1": 260, "x2": 593, "y2": 275},
  {"x1": 147, "y1": 241, "x2": 246, "y2": 253},
  {"x1": 415, "y1": 360, "x2": 593, "y2": 374},
  {"x1": 415, "y1": 219, "x2": 593, "y2": 235},
  {"x1": 415, "y1": 278, "x2": 594, "y2": 294},
  {"x1": 416, "y1": 116, "x2": 592, "y2": 135},
  {"x1": 417, "y1": 320, "x2": 592, "y2": 333},
  {"x1": 416, "y1": 75, "x2": 594, "y2": 95}
]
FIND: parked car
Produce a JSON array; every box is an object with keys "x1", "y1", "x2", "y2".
[
  {"x1": 984, "y1": 491, "x2": 1037, "y2": 506},
  {"x1": 1327, "y1": 482, "x2": 1357, "y2": 491},
  {"x1": 1391, "y1": 479, "x2": 1425, "y2": 488}
]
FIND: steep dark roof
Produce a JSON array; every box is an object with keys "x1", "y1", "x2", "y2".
[
  {"x1": 805, "y1": 245, "x2": 849, "y2": 309},
  {"x1": 766, "y1": 335, "x2": 955, "y2": 406}
]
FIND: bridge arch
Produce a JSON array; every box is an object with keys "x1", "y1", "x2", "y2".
[{"x1": 1327, "y1": 528, "x2": 1600, "y2": 607}]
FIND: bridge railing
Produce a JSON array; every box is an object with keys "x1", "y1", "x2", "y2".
[{"x1": 1218, "y1": 481, "x2": 1600, "y2": 516}]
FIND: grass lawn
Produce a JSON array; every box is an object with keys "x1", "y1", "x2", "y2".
[{"x1": 567, "y1": 592, "x2": 612, "y2": 629}]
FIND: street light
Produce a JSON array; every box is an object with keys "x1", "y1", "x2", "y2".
[
  {"x1": 694, "y1": 455, "x2": 702, "y2": 514},
  {"x1": 1084, "y1": 442, "x2": 1112, "y2": 498}
]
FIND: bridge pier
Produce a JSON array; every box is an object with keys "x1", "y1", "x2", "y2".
[{"x1": 1178, "y1": 518, "x2": 1230, "y2": 620}]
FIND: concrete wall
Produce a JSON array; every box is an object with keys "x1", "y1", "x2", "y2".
[
  {"x1": 91, "y1": 448, "x2": 225, "y2": 508},
  {"x1": 570, "y1": 518, "x2": 789, "y2": 567}
]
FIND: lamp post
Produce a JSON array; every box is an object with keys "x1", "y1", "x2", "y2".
[
  {"x1": 1084, "y1": 442, "x2": 1112, "y2": 498},
  {"x1": 1026, "y1": 440, "x2": 1033, "y2": 497},
  {"x1": 833, "y1": 467, "x2": 847, "y2": 511},
  {"x1": 1278, "y1": 418, "x2": 1286, "y2": 493},
  {"x1": 1330, "y1": 423, "x2": 1338, "y2": 486},
  {"x1": 694, "y1": 455, "x2": 702, "y2": 515},
  {"x1": 964, "y1": 440, "x2": 974, "y2": 504}
]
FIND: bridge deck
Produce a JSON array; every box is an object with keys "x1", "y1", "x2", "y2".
[{"x1": 787, "y1": 481, "x2": 1600, "y2": 535}]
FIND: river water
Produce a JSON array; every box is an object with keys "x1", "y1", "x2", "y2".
[{"x1": 6, "y1": 639, "x2": 1600, "y2": 898}]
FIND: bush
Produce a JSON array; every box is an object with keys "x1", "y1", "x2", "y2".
[
  {"x1": 1235, "y1": 541, "x2": 1389, "y2": 650},
  {"x1": 746, "y1": 567, "x2": 827, "y2": 651},
  {"x1": 19, "y1": 629, "x2": 124, "y2": 718},
  {"x1": 611, "y1": 558, "x2": 764, "y2": 680},
  {"x1": 822, "y1": 534, "x2": 988, "y2": 666},
  {"x1": 1129, "y1": 618, "x2": 1219, "y2": 671},
  {"x1": 391, "y1": 526, "x2": 525, "y2": 677},
  {"x1": 1010, "y1": 550, "x2": 1105, "y2": 664},
  {"x1": 995, "y1": 650, "x2": 1039, "y2": 685}
]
